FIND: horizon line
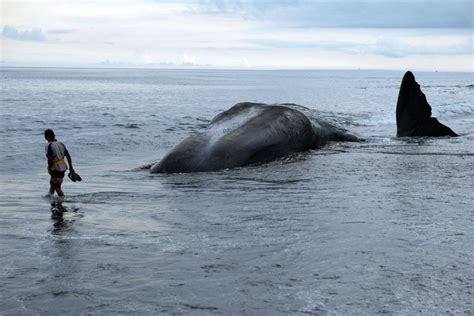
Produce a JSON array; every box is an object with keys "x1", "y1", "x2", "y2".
[{"x1": 1, "y1": 64, "x2": 473, "y2": 74}]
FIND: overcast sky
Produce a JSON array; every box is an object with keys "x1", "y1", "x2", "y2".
[{"x1": 1, "y1": 0, "x2": 473, "y2": 71}]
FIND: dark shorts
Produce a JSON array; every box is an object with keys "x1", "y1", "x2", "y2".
[{"x1": 49, "y1": 170, "x2": 65, "y2": 186}]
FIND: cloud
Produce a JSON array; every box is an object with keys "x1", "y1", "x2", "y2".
[
  {"x1": 48, "y1": 29, "x2": 75, "y2": 34},
  {"x1": 374, "y1": 35, "x2": 473, "y2": 58},
  {"x1": 1, "y1": 25, "x2": 46, "y2": 41},
  {"x1": 246, "y1": 38, "x2": 367, "y2": 51},
  {"x1": 194, "y1": 0, "x2": 473, "y2": 29},
  {"x1": 245, "y1": 33, "x2": 473, "y2": 58}
]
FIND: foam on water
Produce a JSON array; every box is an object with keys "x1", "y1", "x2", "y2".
[{"x1": 432, "y1": 101, "x2": 474, "y2": 117}]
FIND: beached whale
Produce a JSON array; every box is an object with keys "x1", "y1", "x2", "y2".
[
  {"x1": 396, "y1": 71, "x2": 457, "y2": 137},
  {"x1": 151, "y1": 71, "x2": 458, "y2": 174},
  {"x1": 151, "y1": 102, "x2": 359, "y2": 173}
]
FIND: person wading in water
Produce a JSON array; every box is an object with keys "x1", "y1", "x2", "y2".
[{"x1": 44, "y1": 129, "x2": 75, "y2": 199}]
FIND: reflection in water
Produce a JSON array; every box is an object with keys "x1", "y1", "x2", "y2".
[
  {"x1": 46, "y1": 203, "x2": 84, "y2": 311},
  {"x1": 51, "y1": 216, "x2": 74, "y2": 236},
  {"x1": 50, "y1": 203, "x2": 80, "y2": 229},
  {"x1": 50, "y1": 203, "x2": 66, "y2": 221}
]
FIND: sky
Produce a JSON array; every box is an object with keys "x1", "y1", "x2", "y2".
[{"x1": 1, "y1": 0, "x2": 473, "y2": 71}]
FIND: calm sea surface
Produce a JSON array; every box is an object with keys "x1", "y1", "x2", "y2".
[{"x1": 1, "y1": 67, "x2": 473, "y2": 314}]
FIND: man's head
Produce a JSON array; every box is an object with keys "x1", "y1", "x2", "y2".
[{"x1": 44, "y1": 129, "x2": 55, "y2": 141}]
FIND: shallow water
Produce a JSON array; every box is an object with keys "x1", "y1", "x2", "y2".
[{"x1": 1, "y1": 68, "x2": 473, "y2": 314}]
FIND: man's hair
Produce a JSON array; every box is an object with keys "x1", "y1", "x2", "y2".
[{"x1": 44, "y1": 129, "x2": 55, "y2": 141}]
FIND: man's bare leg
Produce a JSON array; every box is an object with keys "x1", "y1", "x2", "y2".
[
  {"x1": 55, "y1": 186, "x2": 64, "y2": 197},
  {"x1": 50, "y1": 178, "x2": 64, "y2": 198}
]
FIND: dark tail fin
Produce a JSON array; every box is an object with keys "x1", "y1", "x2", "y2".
[{"x1": 396, "y1": 71, "x2": 457, "y2": 137}]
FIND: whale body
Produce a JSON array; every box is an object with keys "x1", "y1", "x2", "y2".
[
  {"x1": 396, "y1": 71, "x2": 457, "y2": 137},
  {"x1": 151, "y1": 102, "x2": 359, "y2": 173}
]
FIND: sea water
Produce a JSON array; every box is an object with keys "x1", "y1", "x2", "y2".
[{"x1": 0, "y1": 67, "x2": 473, "y2": 314}]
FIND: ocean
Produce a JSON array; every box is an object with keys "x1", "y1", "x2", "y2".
[{"x1": 1, "y1": 67, "x2": 473, "y2": 314}]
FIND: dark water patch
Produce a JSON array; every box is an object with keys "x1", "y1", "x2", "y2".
[
  {"x1": 96, "y1": 263, "x2": 128, "y2": 273},
  {"x1": 89, "y1": 123, "x2": 108, "y2": 128},
  {"x1": 196, "y1": 117, "x2": 211, "y2": 123},
  {"x1": 196, "y1": 123, "x2": 208, "y2": 129},
  {"x1": 3, "y1": 127, "x2": 34, "y2": 132},
  {"x1": 165, "y1": 123, "x2": 207, "y2": 133},
  {"x1": 0, "y1": 233, "x2": 37, "y2": 241},
  {"x1": 132, "y1": 162, "x2": 156, "y2": 171},
  {"x1": 182, "y1": 303, "x2": 219, "y2": 311},
  {"x1": 177, "y1": 122, "x2": 192, "y2": 128},
  {"x1": 200, "y1": 263, "x2": 236, "y2": 273},
  {"x1": 1, "y1": 98, "x2": 28, "y2": 102},
  {"x1": 113, "y1": 123, "x2": 141, "y2": 128},
  {"x1": 466, "y1": 84, "x2": 474, "y2": 89},
  {"x1": 315, "y1": 275, "x2": 341, "y2": 280}
]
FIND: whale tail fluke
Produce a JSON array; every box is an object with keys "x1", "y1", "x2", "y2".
[{"x1": 396, "y1": 71, "x2": 457, "y2": 137}]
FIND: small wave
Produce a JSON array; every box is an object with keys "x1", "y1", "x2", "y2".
[
  {"x1": 424, "y1": 85, "x2": 452, "y2": 88},
  {"x1": 65, "y1": 191, "x2": 166, "y2": 203},
  {"x1": 1, "y1": 127, "x2": 34, "y2": 132},
  {"x1": 113, "y1": 123, "x2": 141, "y2": 128},
  {"x1": 360, "y1": 151, "x2": 474, "y2": 157},
  {"x1": 50, "y1": 234, "x2": 114, "y2": 241},
  {"x1": 133, "y1": 162, "x2": 156, "y2": 170},
  {"x1": 182, "y1": 304, "x2": 219, "y2": 312},
  {"x1": 432, "y1": 102, "x2": 474, "y2": 116},
  {"x1": 466, "y1": 84, "x2": 474, "y2": 89},
  {"x1": 65, "y1": 191, "x2": 138, "y2": 203},
  {"x1": 229, "y1": 177, "x2": 311, "y2": 185},
  {"x1": 196, "y1": 117, "x2": 210, "y2": 123},
  {"x1": 1, "y1": 98, "x2": 28, "y2": 102}
]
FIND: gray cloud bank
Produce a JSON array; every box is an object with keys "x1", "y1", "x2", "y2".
[
  {"x1": 195, "y1": 0, "x2": 473, "y2": 29},
  {"x1": 247, "y1": 36, "x2": 473, "y2": 58}
]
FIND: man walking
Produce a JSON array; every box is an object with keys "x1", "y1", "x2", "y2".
[{"x1": 44, "y1": 129, "x2": 74, "y2": 198}]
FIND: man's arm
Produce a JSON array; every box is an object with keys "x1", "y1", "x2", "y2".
[{"x1": 65, "y1": 150, "x2": 74, "y2": 172}]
